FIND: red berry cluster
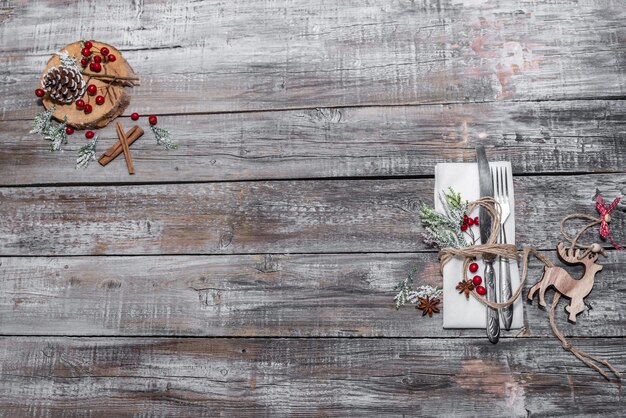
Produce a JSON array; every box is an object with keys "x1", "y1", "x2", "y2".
[
  {"x1": 80, "y1": 40, "x2": 116, "y2": 73},
  {"x1": 460, "y1": 214, "x2": 479, "y2": 232},
  {"x1": 468, "y1": 262, "x2": 486, "y2": 296},
  {"x1": 73, "y1": 83, "x2": 108, "y2": 114}
]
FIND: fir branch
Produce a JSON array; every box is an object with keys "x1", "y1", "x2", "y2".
[
  {"x1": 31, "y1": 106, "x2": 69, "y2": 152},
  {"x1": 394, "y1": 270, "x2": 415, "y2": 309},
  {"x1": 151, "y1": 125, "x2": 178, "y2": 150},
  {"x1": 420, "y1": 187, "x2": 469, "y2": 249},
  {"x1": 30, "y1": 106, "x2": 55, "y2": 134},
  {"x1": 76, "y1": 136, "x2": 99, "y2": 169},
  {"x1": 394, "y1": 269, "x2": 442, "y2": 309}
]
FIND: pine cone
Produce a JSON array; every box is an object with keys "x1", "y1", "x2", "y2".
[{"x1": 41, "y1": 65, "x2": 86, "y2": 104}]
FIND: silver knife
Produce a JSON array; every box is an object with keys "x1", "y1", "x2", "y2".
[{"x1": 476, "y1": 145, "x2": 500, "y2": 344}]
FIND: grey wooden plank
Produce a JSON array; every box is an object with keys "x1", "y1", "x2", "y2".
[
  {"x1": 0, "y1": 252, "x2": 623, "y2": 337},
  {"x1": 0, "y1": 174, "x2": 623, "y2": 256},
  {"x1": 2, "y1": 100, "x2": 626, "y2": 185},
  {"x1": 2, "y1": 1, "x2": 626, "y2": 119},
  {"x1": 0, "y1": 336, "x2": 623, "y2": 417}
]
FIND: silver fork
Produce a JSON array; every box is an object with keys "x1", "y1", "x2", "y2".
[{"x1": 492, "y1": 166, "x2": 513, "y2": 330}]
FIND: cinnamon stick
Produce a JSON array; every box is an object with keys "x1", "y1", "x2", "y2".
[
  {"x1": 116, "y1": 122, "x2": 135, "y2": 175},
  {"x1": 98, "y1": 125, "x2": 144, "y2": 166}
]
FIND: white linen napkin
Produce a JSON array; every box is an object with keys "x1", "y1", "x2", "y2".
[{"x1": 435, "y1": 162, "x2": 523, "y2": 329}]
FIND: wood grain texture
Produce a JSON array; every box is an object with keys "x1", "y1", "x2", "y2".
[
  {"x1": 2, "y1": 1, "x2": 626, "y2": 119},
  {"x1": 0, "y1": 251, "x2": 623, "y2": 337},
  {"x1": 0, "y1": 337, "x2": 623, "y2": 417},
  {"x1": 2, "y1": 99, "x2": 626, "y2": 185},
  {"x1": 0, "y1": 174, "x2": 624, "y2": 256}
]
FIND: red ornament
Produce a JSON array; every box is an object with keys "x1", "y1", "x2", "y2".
[
  {"x1": 93, "y1": 55, "x2": 102, "y2": 63},
  {"x1": 35, "y1": 88, "x2": 45, "y2": 97},
  {"x1": 474, "y1": 217, "x2": 479, "y2": 225},
  {"x1": 130, "y1": 112, "x2": 140, "y2": 121},
  {"x1": 65, "y1": 127, "x2": 74, "y2": 135},
  {"x1": 75, "y1": 99, "x2": 85, "y2": 109},
  {"x1": 100, "y1": 47, "x2": 110, "y2": 56},
  {"x1": 460, "y1": 223, "x2": 468, "y2": 232},
  {"x1": 80, "y1": 58, "x2": 88, "y2": 67},
  {"x1": 85, "y1": 130, "x2": 95, "y2": 139},
  {"x1": 84, "y1": 41, "x2": 93, "y2": 49},
  {"x1": 476, "y1": 285, "x2": 487, "y2": 296},
  {"x1": 469, "y1": 262, "x2": 479, "y2": 273},
  {"x1": 87, "y1": 84, "x2": 97, "y2": 95},
  {"x1": 148, "y1": 115, "x2": 158, "y2": 125},
  {"x1": 95, "y1": 95, "x2": 105, "y2": 105},
  {"x1": 472, "y1": 275, "x2": 482, "y2": 286},
  {"x1": 83, "y1": 104, "x2": 93, "y2": 114},
  {"x1": 467, "y1": 218, "x2": 474, "y2": 226},
  {"x1": 81, "y1": 47, "x2": 91, "y2": 57},
  {"x1": 107, "y1": 54, "x2": 116, "y2": 62}
]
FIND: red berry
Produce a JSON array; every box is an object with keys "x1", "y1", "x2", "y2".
[
  {"x1": 148, "y1": 115, "x2": 158, "y2": 125},
  {"x1": 83, "y1": 104, "x2": 93, "y2": 114},
  {"x1": 95, "y1": 95, "x2": 105, "y2": 105},
  {"x1": 467, "y1": 218, "x2": 474, "y2": 226},
  {"x1": 130, "y1": 112, "x2": 140, "y2": 121},
  {"x1": 81, "y1": 47, "x2": 91, "y2": 57},
  {"x1": 472, "y1": 275, "x2": 482, "y2": 286},
  {"x1": 460, "y1": 223, "x2": 468, "y2": 232},
  {"x1": 463, "y1": 214, "x2": 469, "y2": 221},
  {"x1": 476, "y1": 285, "x2": 487, "y2": 296},
  {"x1": 100, "y1": 47, "x2": 109, "y2": 56},
  {"x1": 35, "y1": 88, "x2": 45, "y2": 97},
  {"x1": 80, "y1": 58, "x2": 88, "y2": 67},
  {"x1": 93, "y1": 55, "x2": 102, "y2": 63},
  {"x1": 65, "y1": 127, "x2": 74, "y2": 135},
  {"x1": 89, "y1": 62, "x2": 102, "y2": 72},
  {"x1": 469, "y1": 262, "x2": 479, "y2": 273},
  {"x1": 87, "y1": 84, "x2": 97, "y2": 95},
  {"x1": 474, "y1": 217, "x2": 479, "y2": 225},
  {"x1": 75, "y1": 99, "x2": 85, "y2": 109},
  {"x1": 107, "y1": 54, "x2": 116, "y2": 62},
  {"x1": 85, "y1": 130, "x2": 95, "y2": 139},
  {"x1": 84, "y1": 41, "x2": 93, "y2": 49}
]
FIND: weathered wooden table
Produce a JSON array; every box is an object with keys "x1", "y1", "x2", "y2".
[{"x1": 0, "y1": 1, "x2": 624, "y2": 416}]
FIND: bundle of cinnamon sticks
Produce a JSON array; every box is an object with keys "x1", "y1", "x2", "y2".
[{"x1": 98, "y1": 122, "x2": 143, "y2": 174}]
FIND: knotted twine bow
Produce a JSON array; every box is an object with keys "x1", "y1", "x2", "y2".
[{"x1": 438, "y1": 196, "x2": 621, "y2": 381}]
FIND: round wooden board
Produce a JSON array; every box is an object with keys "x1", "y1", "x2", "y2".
[{"x1": 41, "y1": 41, "x2": 138, "y2": 130}]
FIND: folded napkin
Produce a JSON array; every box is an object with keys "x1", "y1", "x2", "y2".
[{"x1": 436, "y1": 162, "x2": 523, "y2": 329}]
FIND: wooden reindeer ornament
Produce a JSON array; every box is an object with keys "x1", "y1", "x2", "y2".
[{"x1": 528, "y1": 242, "x2": 603, "y2": 322}]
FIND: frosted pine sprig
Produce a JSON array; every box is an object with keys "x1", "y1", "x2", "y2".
[
  {"x1": 151, "y1": 125, "x2": 178, "y2": 150},
  {"x1": 420, "y1": 187, "x2": 469, "y2": 249},
  {"x1": 76, "y1": 136, "x2": 99, "y2": 169},
  {"x1": 394, "y1": 271, "x2": 442, "y2": 309},
  {"x1": 31, "y1": 106, "x2": 69, "y2": 152}
]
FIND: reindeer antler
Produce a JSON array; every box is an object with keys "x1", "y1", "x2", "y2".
[{"x1": 557, "y1": 242, "x2": 600, "y2": 265}]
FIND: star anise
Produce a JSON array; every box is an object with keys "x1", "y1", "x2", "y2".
[
  {"x1": 456, "y1": 279, "x2": 475, "y2": 299},
  {"x1": 416, "y1": 296, "x2": 440, "y2": 317}
]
